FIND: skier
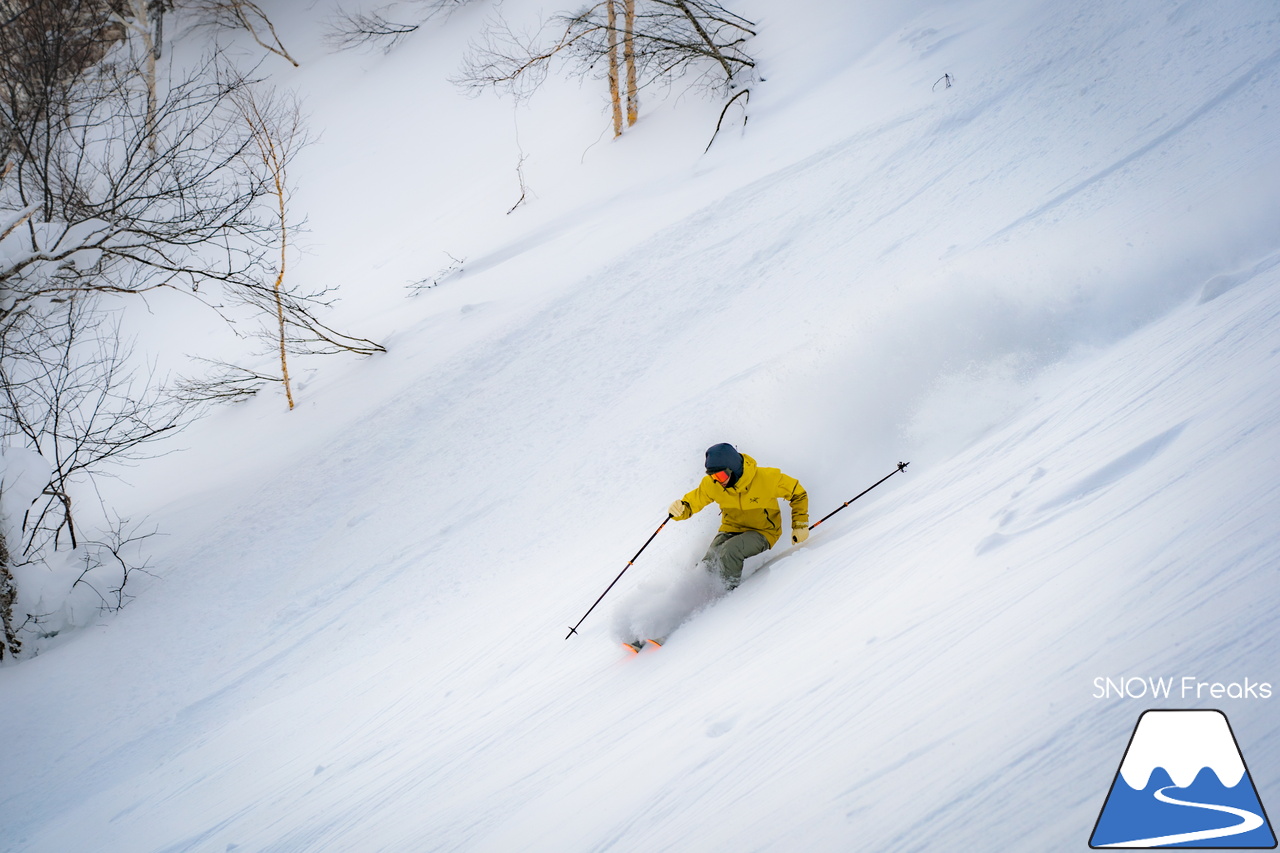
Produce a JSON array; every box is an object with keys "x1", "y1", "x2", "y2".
[
  {"x1": 620, "y1": 444, "x2": 809, "y2": 653},
  {"x1": 669, "y1": 442, "x2": 810, "y2": 588}
]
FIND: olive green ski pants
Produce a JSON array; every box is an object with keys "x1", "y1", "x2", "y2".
[{"x1": 702, "y1": 531, "x2": 770, "y2": 589}]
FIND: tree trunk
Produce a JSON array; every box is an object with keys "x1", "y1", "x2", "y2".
[
  {"x1": 150, "y1": 0, "x2": 166, "y2": 60},
  {"x1": 0, "y1": 526, "x2": 21, "y2": 660},
  {"x1": 624, "y1": 0, "x2": 638, "y2": 126},
  {"x1": 606, "y1": 0, "x2": 623, "y2": 137},
  {"x1": 673, "y1": 0, "x2": 737, "y2": 83},
  {"x1": 145, "y1": 44, "x2": 157, "y2": 153},
  {"x1": 235, "y1": 87, "x2": 298, "y2": 409},
  {"x1": 273, "y1": 158, "x2": 295, "y2": 411},
  {"x1": 120, "y1": 0, "x2": 159, "y2": 153}
]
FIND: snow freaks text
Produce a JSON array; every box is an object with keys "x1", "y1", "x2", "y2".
[{"x1": 1093, "y1": 677, "x2": 1273, "y2": 701}]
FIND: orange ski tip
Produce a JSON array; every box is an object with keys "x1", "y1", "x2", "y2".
[
  {"x1": 622, "y1": 641, "x2": 644, "y2": 654},
  {"x1": 646, "y1": 638, "x2": 664, "y2": 648}
]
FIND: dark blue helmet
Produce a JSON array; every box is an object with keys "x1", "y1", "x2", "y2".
[{"x1": 704, "y1": 443, "x2": 743, "y2": 487}]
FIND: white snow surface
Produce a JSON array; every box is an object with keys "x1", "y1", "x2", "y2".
[
  {"x1": 4, "y1": 0, "x2": 1280, "y2": 850},
  {"x1": 0, "y1": 446, "x2": 50, "y2": 532}
]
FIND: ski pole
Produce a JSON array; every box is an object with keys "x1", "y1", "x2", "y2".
[
  {"x1": 809, "y1": 461, "x2": 910, "y2": 531},
  {"x1": 565, "y1": 515, "x2": 672, "y2": 640}
]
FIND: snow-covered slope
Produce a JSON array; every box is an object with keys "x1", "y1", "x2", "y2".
[{"x1": 3, "y1": 0, "x2": 1280, "y2": 850}]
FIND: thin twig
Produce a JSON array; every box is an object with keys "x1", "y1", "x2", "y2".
[{"x1": 704, "y1": 87, "x2": 749, "y2": 152}]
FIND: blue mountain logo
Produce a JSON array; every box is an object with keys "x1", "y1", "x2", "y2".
[{"x1": 1091, "y1": 709, "x2": 1276, "y2": 848}]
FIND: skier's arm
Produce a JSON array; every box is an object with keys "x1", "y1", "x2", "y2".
[
  {"x1": 670, "y1": 481, "x2": 714, "y2": 520},
  {"x1": 781, "y1": 473, "x2": 809, "y2": 531}
]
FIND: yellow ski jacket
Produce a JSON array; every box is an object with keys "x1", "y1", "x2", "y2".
[{"x1": 673, "y1": 454, "x2": 808, "y2": 547}]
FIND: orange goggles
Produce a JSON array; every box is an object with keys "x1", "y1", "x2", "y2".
[{"x1": 708, "y1": 469, "x2": 731, "y2": 484}]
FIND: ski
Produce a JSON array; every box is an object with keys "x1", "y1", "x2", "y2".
[{"x1": 621, "y1": 637, "x2": 666, "y2": 654}]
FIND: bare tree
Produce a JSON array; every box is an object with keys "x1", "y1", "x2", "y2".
[
  {"x1": 455, "y1": 0, "x2": 756, "y2": 140},
  {"x1": 70, "y1": 515, "x2": 159, "y2": 613},
  {"x1": 0, "y1": 5, "x2": 380, "y2": 655},
  {"x1": 1, "y1": 31, "x2": 378, "y2": 371},
  {"x1": 0, "y1": 298, "x2": 191, "y2": 555},
  {"x1": 0, "y1": 0, "x2": 128, "y2": 165},
  {"x1": 1, "y1": 63, "x2": 274, "y2": 314},
  {"x1": 233, "y1": 83, "x2": 305, "y2": 409}
]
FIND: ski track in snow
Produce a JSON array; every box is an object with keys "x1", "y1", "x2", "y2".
[{"x1": 3, "y1": 0, "x2": 1280, "y2": 850}]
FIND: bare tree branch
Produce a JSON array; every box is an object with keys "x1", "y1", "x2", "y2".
[
  {"x1": 180, "y1": 0, "x2": 300, "y2": 66},
  {"x1": 326, "y1": 0, "x2": 476, "y2": 53}
]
